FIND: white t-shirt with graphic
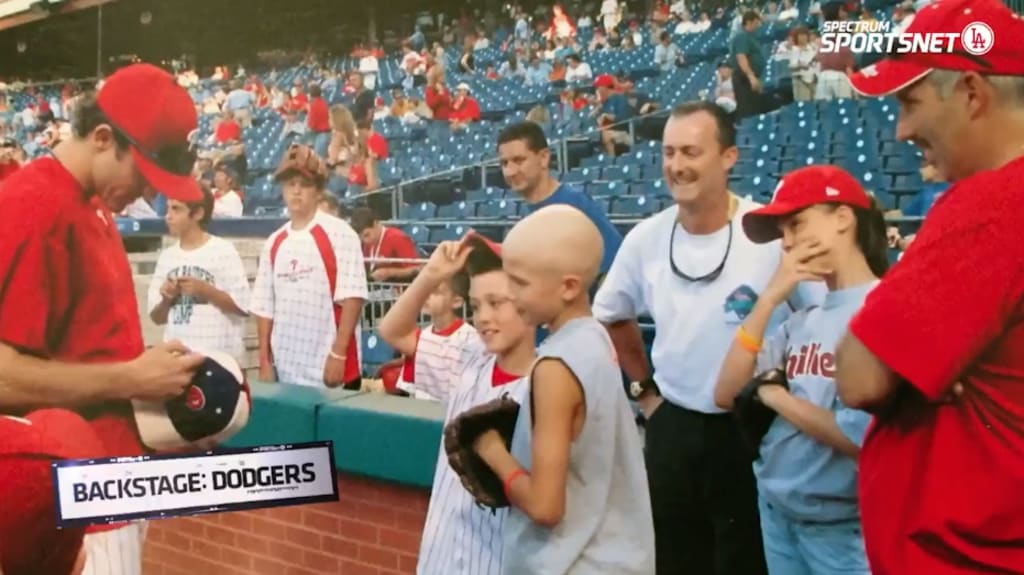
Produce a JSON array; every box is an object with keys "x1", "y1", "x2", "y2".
[{"x1": 147, "y1": 235, "x2": 251, "y2": 362}]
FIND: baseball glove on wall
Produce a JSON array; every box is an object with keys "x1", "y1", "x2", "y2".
[
  {"x1": 733, "y1": 368, "x2": 789, "y2": 461},
  {"x1": 443, "y1": 394, "x2": 520, "y2": 511}
]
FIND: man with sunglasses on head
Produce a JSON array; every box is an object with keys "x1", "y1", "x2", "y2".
[
  {"x1": 0, "y1": 63, "x2": 208, "y2": 575},
  {"x1": 593, "y1": 101, "x2": 824, "y2": 575}
]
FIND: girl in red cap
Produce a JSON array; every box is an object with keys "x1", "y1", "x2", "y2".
[{"x1": 713, "y1": 165, "x2": 888, "y2": 575}]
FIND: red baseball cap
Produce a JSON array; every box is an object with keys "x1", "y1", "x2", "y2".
[
  {"x1": 0, "y1": 409, "x2": 106, "y2": 575},
  {"x1": 461, "y1": 230, "x2": 503, "y2": 274},
  {"x1": 594, "y1": 74, "x2": 616, "y2": 89},
  {"x1": 743, "y1": 165, "x2": 872, "y2": 243},
  {"x1": 849, "y1": 0, "x2": 1024, "y2": 96},
  {"x1": 96, "y1": 63, "x2": 202, "y2": 202}
]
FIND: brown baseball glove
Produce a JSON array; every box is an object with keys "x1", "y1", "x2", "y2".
[{"x1": 443, "y1": 394, "x2": 520, "y2": 511}]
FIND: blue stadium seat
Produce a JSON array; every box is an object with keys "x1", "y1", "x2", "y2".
[
  {"x1": 400, "y1": 202, "x2": 438, "y2": 220},
  {"x1": 436, "y1": 201, "x2": 476, "y2": 219},
  {"x1": 612, "y1": 195, "x2": 659, "y2": 217}
]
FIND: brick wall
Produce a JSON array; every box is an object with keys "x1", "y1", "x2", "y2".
[{"x1": 142, "y1": 473, "x2": 429, "y2": 575}]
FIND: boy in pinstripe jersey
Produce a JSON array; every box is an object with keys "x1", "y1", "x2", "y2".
[{"x1": 378, "y1": 232, "x2": 536, "y2": 575}]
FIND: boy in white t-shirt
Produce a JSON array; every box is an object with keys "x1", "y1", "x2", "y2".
[
  {"x1": 148, "y1": 184, "x2": 250, "y2": 362},
  {"x1": 378, "y1": 232, "x2": 536, "y2": 575},
  {"x1": 394, "y1": 271, "x2": 476, "y2": 401},
  {"x1": 250, "y1": 144, "x2": 368, "y2": 388}
]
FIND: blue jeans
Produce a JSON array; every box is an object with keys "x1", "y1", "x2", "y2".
[{"x1": 758, "y1": 498, "x2": 870, "y2": 575}]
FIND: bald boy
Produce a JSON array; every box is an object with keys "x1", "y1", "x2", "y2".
[{"x1": 473, "y1": 205, "x2": 655, "y2": 574}]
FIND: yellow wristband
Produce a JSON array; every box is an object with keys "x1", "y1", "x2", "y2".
[{"x1": 736, "y1": 326, "x2": 762, "y2": 354}]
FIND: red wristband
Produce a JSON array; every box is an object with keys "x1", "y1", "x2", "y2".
[{"x1": 503, "y1": 468, "x2": 526, "y2": 498}]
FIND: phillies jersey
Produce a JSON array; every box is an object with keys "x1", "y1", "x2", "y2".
[
  {"x1": 250, "y1": 212, "x2": 368, "y2": 387},
  {"x1": 397, "y1": 319, "x2": 478, "y2": 401},
  {"x1": 416, "y1": 332, "x2": 529, "y2": 575}
]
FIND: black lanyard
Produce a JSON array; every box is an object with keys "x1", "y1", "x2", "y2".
[{"x1": 668, "y1": 195, "x2": 737, "y2": 283}]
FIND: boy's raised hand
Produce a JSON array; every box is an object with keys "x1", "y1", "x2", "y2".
[{"x1": 423, "y1": 239, "x2": 474, "y2": 280}]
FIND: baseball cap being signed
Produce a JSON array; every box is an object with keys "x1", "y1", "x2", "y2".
[
  {"x1": 97, "y1": 63, "x2": 202, "y2": 202},
  {"x1": 849, "y1": 0, "x2": 1024, "y2": 97},
  {"x1": 743, "y1": 165, "x2": 871, "y2": 244}
]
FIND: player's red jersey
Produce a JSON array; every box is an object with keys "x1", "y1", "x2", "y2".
[
  {"x1": 0, "y1": 157, "x2": 145, "y2": 460},
  {"x1": 849, "y1": 155, "x2": 1024, "y2": 574}
]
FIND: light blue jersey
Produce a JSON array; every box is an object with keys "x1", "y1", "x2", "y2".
[
  {"x1": 754, "y1": 281, "x2": 877, "y2": 523},
  {"x1": 504, "y1": 317, "x2": 655, "y2": 575}
]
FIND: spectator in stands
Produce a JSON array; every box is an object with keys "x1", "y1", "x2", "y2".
[
  {"x1": 788, "y1": 26, "x2": 817, "y2": 102},
  {"x1": 601, "y1": 0, "x2": 622, "y2": 33},
  {"x1": 594, "y1": 102, "x2": 825, "y2": 575},
  {"x1": 148, "y1": 183, "x2": 250, "y2": 364},
  {"x1": 714, "y1": 62, "x2": 737, "y2": 112},
  {"x1": 400, "y1": 43, "x2": 425, "y2": 90},
  {"x1": 547, "y1": 4, "x2": 577, "y2": 39},
  {"x1": 251, "y1": 144, "x2": 367, "y2": 389},
  {"x1": 306, "y1": 84, "x2": 331, "y2": 158},
  {"x1": 121, "y1": 187, "x2": 161, "y2": 219},
  {"x1": 654, "y1": 31, "x2": 685, "y2": 73},
  {"x1": 549, "y1": 58, "x2": 568, "y2": 82},
  {"x1": 525, "y1": 54, "x2": 551, "y2": 86},
  {"x1": 319, "y1": 193, "x2": 342, "y2": 218},
  {"x1": 731, "y1": 11, "x2": 767, "y2": 119},
  {"x1": 0, "y1": 138, "x2": 22, "y2": 183},
  {"x1": 347, "y1": 71, "x2": 376, "y2": 125},
  {"x1": 223, "y1": 79, "x2": 254, "y2": 129},
  {"x1": 778, "y1": 0, "x2": 799, "y2": 20},
  {"x1": 499, "y1": 54, "x2": 527, "y2": 81},
  {"x1": 449, "y1": 83, "x2": 481, "y2": 131},
  {"x1": 836, "y1": 2, "x2": 1024, "y2": 573},
  {"x1": 424, "y1": 66, "x2": 452, "y2": 138},
  {"x1": 359, "y1": 44, "x2": 380, "y2": 90},
  {"x1": 887, "y1": 159, "x2": 949, "y2": 251},
  {"x1": 280, "y1": 108, "x2": 306, "y2": 140},
  {"x1": 458, "y1": 45, "x2": 476, "y2": 74},
  {"x1": 816, "y1": 2, "x2": 855, "y2": 100},
  {"x1": 212, "y1": 109, "x2": 241, "y2": 145},
  {"x1": 211, "y1": 165, "x2": 244, "y2": 218},
  {"x1": 565, "y1": 54, "x2": 594, "y2": 84},
  {"x1": 497, "y1": 121, "x2": 622, "y2": 278},
  {"x1": 350, "y1": 207, "x2": 422, "y2": 283},
  {"x1": 327, "y1": 104, "x2": 357, "y2": 167},
  {"x1": 593, "y1": 74, "x2": 634, "y2": 156}
]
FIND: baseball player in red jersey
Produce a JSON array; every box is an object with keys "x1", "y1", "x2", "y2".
[
  {"x1": 835, "y1": 1, "x2": 1024, "y2": 574},
  {"x1": 0, "y1": 64, "x2": 208, "y2": 575}
]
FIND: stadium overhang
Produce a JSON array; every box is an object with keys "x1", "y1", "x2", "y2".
[{"x1": 0, "y1": 0, "x2": 116, "y2": 32}]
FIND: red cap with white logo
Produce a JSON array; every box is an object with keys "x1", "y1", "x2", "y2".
[
  {"x1": 743, "y1": 165, "x2": 872, "y2": 243},
  {"x1": 849, "y1": 0, "x2": 1024, "y2": 96}
]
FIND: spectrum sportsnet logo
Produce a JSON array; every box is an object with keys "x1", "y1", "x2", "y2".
[{"x1": 820, "y1": 19, "x2": 994, "y2": 55}]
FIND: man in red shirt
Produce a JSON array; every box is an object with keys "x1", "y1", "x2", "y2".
[
  {"x1": 835, "y1": 2, "x2": 1024, "y2": 574},
  {"x1": 0, "y1": 63, "x2": 207, "y2": 575},
  {"x1": 213, "y1": 109, "x2": 241, "y2": 144},
  {"x1": 449, "y1": 82, "x2": 481, "y2": 131},
  {"x1": 306, "y1": 83, "x2": 331, "y2": 158}
]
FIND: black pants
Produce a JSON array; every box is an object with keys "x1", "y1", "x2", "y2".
[
  {"x1": 732, "y1": 70, "x2": 767, "y2": 121},
  {"x1": 645, "y1": 401, "x2": 767, "y2": 575}
]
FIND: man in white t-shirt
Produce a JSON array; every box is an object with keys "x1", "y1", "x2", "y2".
[
  {"x1": 148, "y1": 184, "x2": 250, "y2": 363},
  {"x1": 594, "y1": 102, "x2": 824, "y2": 575},
  {"x1": 251, "y1": 144, "x2": 368, "y2": 388}
]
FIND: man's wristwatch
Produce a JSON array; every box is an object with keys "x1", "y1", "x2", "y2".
[{"x1": 628, "y1": 377, "x2": 659, "y2": 400}]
